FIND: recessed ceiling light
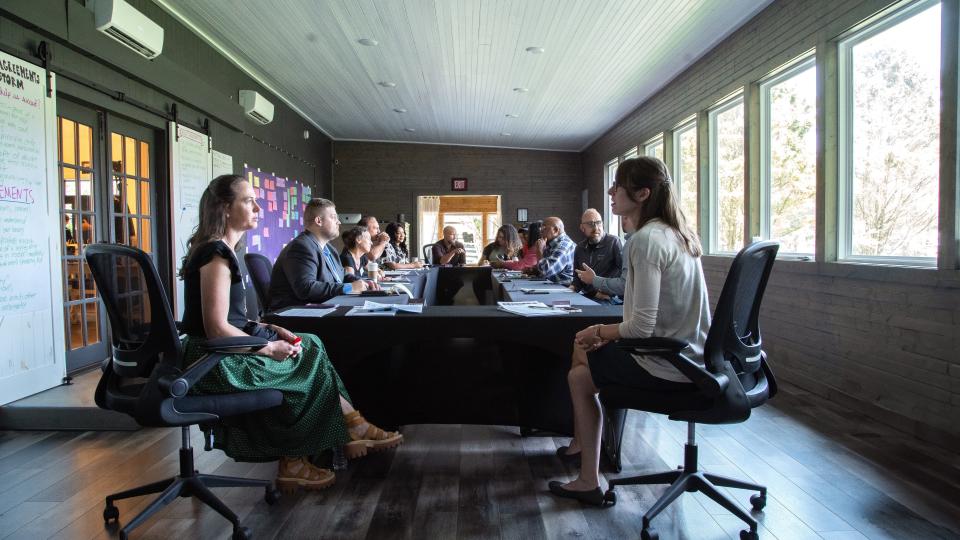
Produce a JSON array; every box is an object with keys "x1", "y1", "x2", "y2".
[
  {"x1": 513, "y1": 87, "x2": 528, "y2": 93},
  {"x1": 358, "y1": 38, "x2": 379, "y2": 46},
  {"x1": 404, "y1": 128, "x2": 416, "y2": 132},
  {"x1": 378, "y1": 81, "x2": 397, "y2": 88},
  {"x1": 505, "y1": 113, "x2": 519, "y2": 118},
  {"x1": 525, "y1": 46, "x2": 545, "y2": 54},
  {"x1": 500, "y1": 132, "x2": 512, "y2": 136},
  {"x1": 393, "y1": 108, "x2": 407, "y2": 113}
]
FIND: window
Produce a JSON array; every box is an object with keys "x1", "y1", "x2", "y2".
[
  {"x1": 839, "y1": 1, "x2": 941, "y2": 263},
  {"x1": 622, "y1": 147, "x2": 639, "y2": 160},
  {"x1": 604, "y1": 158, "x2": 622, "y2": 238},
  {"x1": 709, "y1": 96, "x2": 745, "y2": 253},
  {"x1": 760, "y1": 58, "x2": 817, "y2": 255},
  {"x1": 644, "y1": 135, "x2": 665, "y2": 161},
  {"x1": 673, "y1": 120, "x2": 699, "y2": 234}
]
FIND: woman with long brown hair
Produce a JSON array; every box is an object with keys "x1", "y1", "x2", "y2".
[
  {"x1": 179, "y1": 175, "x2": 402, "y2": 493},
  {"x1": 479, "y1": 224, "x2": 523, "y2": 265},
  {"x1": 548, "y1": 157, "x2": 710, "y2": 505}
]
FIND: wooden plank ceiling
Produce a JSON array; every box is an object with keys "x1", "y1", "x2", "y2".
[{"x1": 156, "y1": 0, "x2": 772, "y2": 151}]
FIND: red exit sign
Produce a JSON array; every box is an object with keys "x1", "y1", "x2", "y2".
[{"x1": 451, "y1": 177, "x2": 468, "y2": 191}]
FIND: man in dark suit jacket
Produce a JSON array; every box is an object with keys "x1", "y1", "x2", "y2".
[{"x1": 268, "y1": 198, "x2": 374, "y2": 311}]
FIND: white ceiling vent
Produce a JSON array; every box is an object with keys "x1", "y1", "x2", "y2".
[
  {"x1": 95, "y1": 0, "x2": 164, "y2": 60},
  {"x1": 239, "y1": 90, "x2": 275, "y2": 125}
]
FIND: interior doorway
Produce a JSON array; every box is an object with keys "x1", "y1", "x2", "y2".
[{"x1": 417, "y1": 195, "x2": 501, "y2": 264}]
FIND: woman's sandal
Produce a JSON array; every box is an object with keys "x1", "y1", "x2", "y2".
[
  {"x1": 276, "y1": 457, "x2": 335, "y2": 492},
  {"x1": 344, "y1": 411, "x2": 404, "y2": 459}
]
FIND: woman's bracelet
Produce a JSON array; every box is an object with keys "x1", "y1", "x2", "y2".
[{"x1": 595, "y1": 324, "x2": 603, "y2": 340}]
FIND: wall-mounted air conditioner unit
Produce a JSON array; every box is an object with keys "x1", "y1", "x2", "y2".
[
  {"x1": 239, "y1": 90, "x2": 275, "y2": 125},
  {"x1": 94, "y1": 0, "x2": 164, "y2": 60}
]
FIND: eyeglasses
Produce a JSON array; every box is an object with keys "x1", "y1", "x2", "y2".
[{"x1": 581, "y1": 220, "x2": 602, "y2": 227}]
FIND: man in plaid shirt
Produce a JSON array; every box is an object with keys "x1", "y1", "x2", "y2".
[{"x1": 523, "y1": 216, "x2": 576, "y2": 285}]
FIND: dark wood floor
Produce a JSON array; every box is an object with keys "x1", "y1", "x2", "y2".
[{"x1": 1, "y1": 382, "x2": 958, "y2": 540}]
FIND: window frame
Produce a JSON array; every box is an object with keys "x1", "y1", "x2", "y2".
[
  {"x1": 837, "y1": 0, "x2": 941, "y2": 267},
  {"x1": 604, "y1": 158, "x2": 622, "y2": 238},
  {"x1": 672, "y1": 116, "x2": 698, "y2": 240},
  {"x1": 643, "y1": 134, "x2": 665, "y2": 159},
  {"x1": 707, "y1": 92, "x2": 746, "y2": 255},
  {"x1": 759, "y1": 55, "x2": 817, "y2": 257}
]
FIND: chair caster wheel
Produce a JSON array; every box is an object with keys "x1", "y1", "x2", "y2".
[
  {"x1": 641, "y1": 527, "x2": 659, "y2": 540},
  {"x1": 265, "y1": 485, "x2": 281, "y2": 505},
  {"x1": 740, "y1": 529, "x2": 758, "y2": 540},
  {"x1": 750, "y1": 493, "x2": 766, "y2": 511},
  {"x1": 603, "y1": 490, "x2": 617, "y2": 506},
  {"x1": 103, "y1": 504, "x2": 119, "y2": 524},
  {"x1": 233, "y1": 526, "x2": 252, "y2": 540}
]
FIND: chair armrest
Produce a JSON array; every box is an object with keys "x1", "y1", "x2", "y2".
[
  {"x1": 617, "y1": 338, "x2": 728, "y2": 397},
  {"x1": 160, "y1": 336, "x2": 269, "y2": 398},
  {"x1": 199, "y1": 336, "x2": 269, "y2": 353},
  {"x1": 617, "y1": 337, "x2": 689, "y2": 354}
]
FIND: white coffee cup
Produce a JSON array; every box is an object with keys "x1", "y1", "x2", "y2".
[{"x1": 366, "y1": 261, "x2": 379, "y2": 281}]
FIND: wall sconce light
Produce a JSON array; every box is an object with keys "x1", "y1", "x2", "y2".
[{"x1": 517, "y1": 208, "x2": 528, "y2": 222}]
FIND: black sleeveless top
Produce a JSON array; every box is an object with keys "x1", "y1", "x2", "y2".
[{"x1": 179, "y1": 240, "x2": 250, "y2": 337}]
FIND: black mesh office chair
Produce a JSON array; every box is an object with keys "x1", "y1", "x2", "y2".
[
  {"x1": 244, "y1": 252, "x2": 273, "y2": 317},
  {"x1": 600, "y1": 241, "x2": 780, "y2": 540},
  {"x1": 85, "y1": 244, "x2": 283, "y2": 540}
]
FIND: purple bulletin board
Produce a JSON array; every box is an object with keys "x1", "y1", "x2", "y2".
[{"x1": 244, "y1": 165, "x2": 312, "y2": 260}]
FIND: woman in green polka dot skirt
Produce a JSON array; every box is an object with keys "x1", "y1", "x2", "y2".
[{"x1": 178, "y1": 175, "x2": 403, "y2": 492}]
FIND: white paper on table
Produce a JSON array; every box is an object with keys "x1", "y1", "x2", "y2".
[
  {"x1": 520, "y1": 288, "x2": 576, "y2": 294},
  {"x1": 496, "y1": 301, "x2": 567, "y2": 317},
  {"x1": 276, "y1": 308, "x2": 337, "y2": 318},
  {"x1": 345, "y1": 306, "x2": 396, "y2": 316}
]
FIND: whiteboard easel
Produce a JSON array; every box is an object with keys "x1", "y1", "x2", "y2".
[{"x1": 168, "y1": 122, "x2": 212, "y2": 319}]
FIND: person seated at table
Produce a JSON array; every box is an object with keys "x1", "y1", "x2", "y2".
[
  {"x1": 493, "y1": 221, "x2": 541, "y2": 271},
  {"x1": 479, "y1": 224, "x2": 523, "y2": 265},
  {"x1": 268, "y1": 198, "x2": 375, "y2": 311},
  {"x1": 432, "y1": 225, "x2": 467, "y2": 266},
  {"x1": 522, "y1": 216, "x2": 576, "y2": 284},
  {"x1": 179, "y1": 175, "x2": 403, "y2": 493},
  {"x1": 359, "y1": 215, "x2": 391, "y2": 261},
  {"x1": 575, "y1": 215, "x2": 635, "y2": 304},
  {"x1": 381, "y1": 222, "x2": 424, "y2": 270},
  {"x1": 547, "y1": 156, "x2": 709, "y2": 505},
  {"x1": 569, "y1": 208, "x2": 623, "y2": 301},
  {"x1": 518, "y1": 226, "x2": 528, "y2": 248},
  {"x1": 340, "y1": 226, "x2": 382, "y2": 278}
]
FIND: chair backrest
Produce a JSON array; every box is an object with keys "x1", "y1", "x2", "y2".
[
  {"x1": 243, "y1": 252, "x2": 273, "y2": 316},
  {"x1": 421, "y1": 267, "x2": 440, "y2": 306},
  {"x1": 703, "y1": 240, "x2": 779, "y2": 377},
  {"x1": 422, "y1": 243, "x2": 435, "y2": 264},
  {"x1": 85, "y1": 243, "x2": 182, "y2": 380}
]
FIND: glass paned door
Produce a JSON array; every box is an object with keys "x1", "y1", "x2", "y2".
[
  {"x1": 57, "y1": 100, "x2": 107, "y2": 372},
  {"x1": 107, "y1": 117, "x2": 158, "y2": 332}
]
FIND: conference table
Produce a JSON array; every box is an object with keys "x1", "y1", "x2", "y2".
[{"x1": 266, "y1": 266, "x2": 628, "y2": 467}]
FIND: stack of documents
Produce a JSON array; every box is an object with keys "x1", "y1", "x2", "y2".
[
  {"x1": 276, "y1": 306, "x2": 338, "y2": 318},
  {"x1": 346, "y1": 300, "x2": 424, "y2": 316},
  {"x1": 496, "y1": 301, "x2": 568, "y2": 317}
]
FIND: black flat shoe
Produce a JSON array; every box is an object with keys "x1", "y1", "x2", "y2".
[
  {"x1": 548, "y1": 480, "x2": 604, "y2": 506},
  {"x1": 556, "y1": 445, "x2": 581, "y2": 463}
]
